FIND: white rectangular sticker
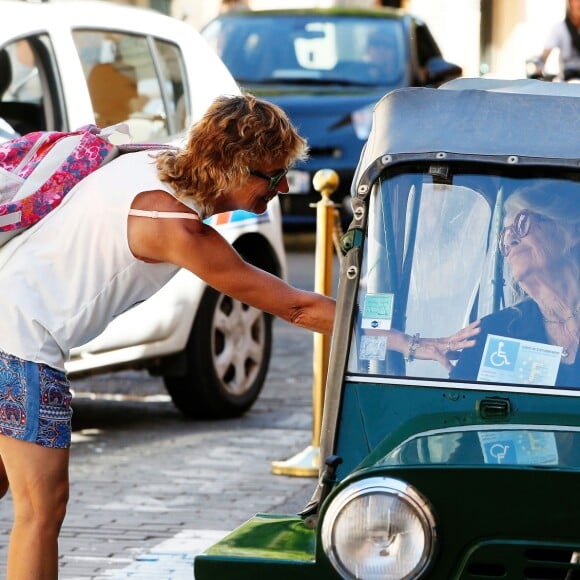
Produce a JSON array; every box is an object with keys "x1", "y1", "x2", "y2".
[
  {"x1": 361, "y1": 293, "x2": 394, "y2": 330},
  {"x1": 477, "y1": 334, "x2": 562, "y2": 386},
  {"x1": 359, "y1": 335, "x2": 387, "y2": 361}
]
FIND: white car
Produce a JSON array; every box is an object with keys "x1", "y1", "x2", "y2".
[{"x1": 0, "y1": 0, "x2": 287, "y2": 419}]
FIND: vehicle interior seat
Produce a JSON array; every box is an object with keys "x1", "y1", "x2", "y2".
[{"x1": 87, "y1": 61, "x2": 139, "y2": 127}]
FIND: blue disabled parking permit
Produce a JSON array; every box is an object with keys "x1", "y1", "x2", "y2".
[
  {"x1": 478, "y1": 430, "x2": 558, "y2": 465},
  {"x1": 477, "y1": 334, "x2": 562, "y2": 386}
]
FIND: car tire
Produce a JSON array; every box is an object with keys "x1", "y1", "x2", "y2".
[{"x1": 164, "y1": 285, "x2": 272, "y2": 419}]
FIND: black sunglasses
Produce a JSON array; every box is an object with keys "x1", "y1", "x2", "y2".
[{"x1": 250, "y1": 168, "x2": 288, "y2": 192}]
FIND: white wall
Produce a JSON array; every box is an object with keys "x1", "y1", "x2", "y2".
[
  {"x1": 406, "y1": 0, "x2": 481, "y2": 77},
  {"x1": 406, "y1": 0, "x2": 566, "y2": 79},
  {"x1": 171, "y1": 0, "x2": 222, "y2": 29}
]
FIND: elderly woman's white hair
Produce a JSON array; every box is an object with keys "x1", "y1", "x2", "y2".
[{"x1": 504, "y1": 178, "x2": 580, "y2": 275}]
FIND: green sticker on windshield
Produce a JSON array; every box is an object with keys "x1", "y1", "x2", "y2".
[{"x1": 362, "y1": 293, "x2": 393, "y2": 330}]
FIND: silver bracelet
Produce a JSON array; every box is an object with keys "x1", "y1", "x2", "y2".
[{"x1": 405, "y1": 333, "x2": 421, "y2": 362}]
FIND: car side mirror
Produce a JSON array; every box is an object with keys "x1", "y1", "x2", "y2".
[{"x1": 424, "y1": 56, "x2": 462, "y2": 86}]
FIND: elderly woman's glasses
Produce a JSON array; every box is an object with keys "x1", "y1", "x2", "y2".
[
  {"x1": 499, "y1": 209, "x2": 537, "y2": 257},
  {"x1": 250, "y1": 168, "x2": 288, "y2": 192}
]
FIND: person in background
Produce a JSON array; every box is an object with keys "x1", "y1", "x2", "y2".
[{"x1": 537, "y1": 0, "x2": 580, "y2": 80}]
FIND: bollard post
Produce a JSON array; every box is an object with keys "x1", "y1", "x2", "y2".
[{"x1": 271, "y1": 169, "x2": 340, "y2": 477}]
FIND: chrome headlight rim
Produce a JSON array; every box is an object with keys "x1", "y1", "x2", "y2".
[{"x1": 321, "y1": 476, "x2": 437, "y2": 580}]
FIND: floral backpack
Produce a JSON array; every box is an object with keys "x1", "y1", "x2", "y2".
[{"x1": 0, "y1": 124, "x2": 168, "y2": 247}]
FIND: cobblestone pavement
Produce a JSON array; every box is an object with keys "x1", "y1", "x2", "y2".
[{"x1": 0, "y1": 239, "x2": 338, "y2": 579}]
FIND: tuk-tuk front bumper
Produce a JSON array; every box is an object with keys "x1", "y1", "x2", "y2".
[
  {"x1": 195, "y1": 466, "x2": 580, "y2": 580},
  {"x1": 194, "y1": 514, "x2": 336, "y2": 580}
]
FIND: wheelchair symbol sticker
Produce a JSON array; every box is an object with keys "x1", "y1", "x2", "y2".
[
  {"x1": 477, "y1": 334, "x2": 562, "y2": 386},
  {"x1": 478, "y1": 431, "x2": 558, "y2": 465},
  {"x1": 483, "y1": 337, "x2": 519, "y2": 372},
  {"x1": 482, "y1": 440, "x2": 517, "y2": 464}
]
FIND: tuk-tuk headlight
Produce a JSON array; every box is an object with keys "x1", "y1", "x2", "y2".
[{"x1": 321, "y1": 477, "x2": 436, "y2": 580}]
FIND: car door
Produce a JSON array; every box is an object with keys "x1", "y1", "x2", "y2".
[{"x1": 0, "y1": 33, "x2": 66, "y2": 135}]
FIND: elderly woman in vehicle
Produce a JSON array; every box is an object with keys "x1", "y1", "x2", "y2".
[{"x1": 451, "y1": 182, "x2": 580, "y2": 387}]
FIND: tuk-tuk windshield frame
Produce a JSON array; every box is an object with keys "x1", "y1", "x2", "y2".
[{"x1": 346, "y1": 163, "x2": 580, "y2": 393}]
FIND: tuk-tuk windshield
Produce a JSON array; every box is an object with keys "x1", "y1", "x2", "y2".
[{"x1": 347, "y1": 167, "x2": 580, "y2": 392}]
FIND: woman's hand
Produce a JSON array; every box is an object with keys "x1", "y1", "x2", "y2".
[{"x1": 393, "y1": 320, "x2": 481, "y2": 372}]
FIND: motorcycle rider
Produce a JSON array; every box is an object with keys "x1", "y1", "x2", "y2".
[{"x1": 536, "y1": 0, "x2": 580, "y2": 81}]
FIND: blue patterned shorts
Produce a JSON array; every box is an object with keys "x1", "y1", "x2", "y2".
[{"x1": 0, "y1": 349, "x2": 73, "y2": 448}]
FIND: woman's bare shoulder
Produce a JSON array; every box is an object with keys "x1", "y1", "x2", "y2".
[
  {"x1": 131, "y1": 189, "x2": 199, "y2": 217},
  {"x1": 127, "y1": 189, "x2": 209, "y2": 263}
]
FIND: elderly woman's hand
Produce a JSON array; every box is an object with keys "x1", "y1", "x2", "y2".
[{"x1": 400, "y1": 320, "x2": 481, "y2": 372}]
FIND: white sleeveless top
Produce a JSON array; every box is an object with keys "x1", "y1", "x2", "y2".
[{"x1": 0, "y1": 149, "x2": 202, "y2": 370}]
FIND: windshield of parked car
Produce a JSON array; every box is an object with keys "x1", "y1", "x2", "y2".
[
  {"x1": 202, "y1": 14, "x2": 406, "y2": 86},
  {"x1": 347, "y1": 168, "x2": 580, "y2": 392}
]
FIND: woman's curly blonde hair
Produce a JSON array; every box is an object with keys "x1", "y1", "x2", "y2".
[{"x1": 155, "y1": 93, "x2": 308, "y2": 216}]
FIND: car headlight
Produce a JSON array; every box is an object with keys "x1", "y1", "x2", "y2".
[
  {"x1": 351, "y1": 104, "x2": 375, "y2": 140},
  {"x1": 321, "y1": 477, "x2": 436, "y2": 580}
]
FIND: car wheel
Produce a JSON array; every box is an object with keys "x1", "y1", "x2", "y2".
[{"x1": 164, "y1": 285, "x2": 272, "y2": 419}]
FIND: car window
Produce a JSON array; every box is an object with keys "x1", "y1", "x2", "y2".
[
  {"x1": 347, "y1": 169, "x2": 580, "y2": 392},
  {"x1": 0, "y1": 35, "x2": 63, "y2": 135},
  {"x1": 153, "y1": 38, "x2": 190, "y2": 131},
  {"x1": 72, "y1": 30, "x2": 189, "y2": 141},
  {"x1": 203, "y1": 15, "x2": 406, "y2": 86}
]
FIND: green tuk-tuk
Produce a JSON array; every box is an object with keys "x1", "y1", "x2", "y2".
[{"x1": 195, "y1": 78, "x2": 580, "y2": 579}]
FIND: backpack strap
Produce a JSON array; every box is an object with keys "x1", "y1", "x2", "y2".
[{"x1": 128, "y1": 209, "x2": 201, "y2": 220}]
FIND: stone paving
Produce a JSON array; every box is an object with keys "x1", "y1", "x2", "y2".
[{"x1": 0, "y1": 322, "x2": 317, "y2": 579}]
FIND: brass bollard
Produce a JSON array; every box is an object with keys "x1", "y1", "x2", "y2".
[{"x1": 272, "y1": 169, "x2": 340, "y2": 477}]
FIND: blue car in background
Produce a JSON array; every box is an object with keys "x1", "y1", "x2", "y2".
[{"x1": 202, "y1": 7, "x2": 461, "y2": 228}]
